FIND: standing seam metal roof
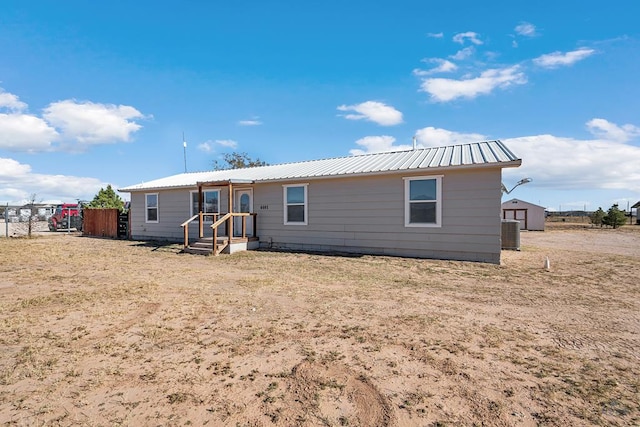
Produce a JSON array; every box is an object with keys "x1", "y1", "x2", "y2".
[{"x1": 119, "y1": 140, "x2": 521, "y2": 192}]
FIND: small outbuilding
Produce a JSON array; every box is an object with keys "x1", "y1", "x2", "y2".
[
  {"x1": 501, "y1": 198, "x2": 546, "y2": 231},
  {"x1": 632, "y1": 201, "x2": 640, "y2": 225}
]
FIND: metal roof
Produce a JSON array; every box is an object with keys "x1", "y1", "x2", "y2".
[{"x1": 119, "y1": 140, "x2": 521, "y2": 192}]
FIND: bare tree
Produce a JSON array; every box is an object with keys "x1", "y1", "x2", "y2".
[
  {"x1": 26, "y1": 193, "x2": 39, "y2": 238},
  {"x1": 212, "y1": 152, "x2": 267, "y2": 170}
]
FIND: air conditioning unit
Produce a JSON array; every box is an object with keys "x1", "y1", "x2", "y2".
[{"x1": 501, "y1": 219, "x2": 520, "y2": 250}]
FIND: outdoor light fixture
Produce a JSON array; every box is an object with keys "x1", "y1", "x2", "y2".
[{"x1": 501, "y1": 177, "x2": 532, "y2": 194}]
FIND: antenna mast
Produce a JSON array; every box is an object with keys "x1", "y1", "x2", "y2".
[{"x1": 183, "y1": 132, "x2": 187, "y2": 173}]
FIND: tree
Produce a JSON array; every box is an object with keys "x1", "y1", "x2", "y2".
[
  {"x1": 602, "y1": 204, "x2": 627, "y2": 229},
  {"x1": 589, "y1": 207, "x2": 605, "y2": 227},
  {"x1": 212, "y1": 152, "x2": 267, "y2": 170},
  {"x1": 26, "y1": 193, "x2": 39, "y2": 238},
  {"x1": 87, "y1": 185, "x2": 125, "y2": 210}
]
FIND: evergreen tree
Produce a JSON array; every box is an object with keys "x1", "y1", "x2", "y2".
[
  {"x1": 87, "y1": 185, "x2": 125, "y2": 210},
  {"x1": 602, "y1": 204, "x2": 627, "y2": 229},
  {"x1": 213, "y1": 152, "x2": 267, "y2": 170},
  {"x1": 589, "y1": 207, "x2": 605, "y2": 227}
]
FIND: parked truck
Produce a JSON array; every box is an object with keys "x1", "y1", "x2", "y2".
[{"x1": 48, "y1": 203, "x2": 83, "y2": 231}]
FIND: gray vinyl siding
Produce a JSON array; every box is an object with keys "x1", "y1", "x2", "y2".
[
  {"x1": 128, "y1": 168, "x2": 503, "y2": 263},
  {"x1": 130, "y1": 188, "x2": 232, "y2": 242},
  {"x1": 253, "y1": 168, "x2": 503, "y2": 263}
]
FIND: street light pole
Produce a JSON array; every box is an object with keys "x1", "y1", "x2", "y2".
[{"x1": 501, "y1": 178, "x2": 533, "y2": 195}]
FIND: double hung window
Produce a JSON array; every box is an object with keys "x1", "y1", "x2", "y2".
[
  {"x1": 404, "y1": 176, "x2": 442, "y2": 227},
  {"x1": 283, "y1": 184, "x2": 308, "y2": 225},
  {"x1": 145, "y1": 193, "x2": 158, "y2": 223}
]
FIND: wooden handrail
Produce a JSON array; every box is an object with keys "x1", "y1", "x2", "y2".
[
  {"x1": 211, "y1": 213, "x2": 232, "y2": 255},
  {"x1": 182, "y1": 212, "x2": 258, "y2": 253},
  {"x1": 211, "y1": 212, "x2": 232, "y2": 230},
  {"x1": 181, "y1": 214, "x2": 199, "y2": 248},
  {"x1": 181, "y1": 212, "x2": 223, "y2": 248},
  {"x1": 180, "y1": 214, "x2": 199, "y2": 227}
]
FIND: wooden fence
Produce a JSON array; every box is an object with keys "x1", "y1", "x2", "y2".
[{"x1": 83, "y1": 208, "x2": 122, "y2": 238}]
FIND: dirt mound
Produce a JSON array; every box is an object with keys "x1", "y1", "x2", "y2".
[{"x1": 279, "y1": 360, "x2": 396, "y2": 426}]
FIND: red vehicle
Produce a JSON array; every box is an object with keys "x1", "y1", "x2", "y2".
[{"x1": 48, "y1": 203, "x2": 83, "y2": 231}]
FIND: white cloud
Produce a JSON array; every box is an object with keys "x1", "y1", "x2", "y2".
[
  {"x1": 0, "y1": 113, "x2": 59, "y2": 152},
  {"x1": 453, "y1": 32, "x2": 483, "y2": 45},
  {"x1": 43, "y1": 100, "x2": 145, "y2": 144},
  {"x1": 505, "y1": 134, "x2": 640, "y2": 191},
  {"x1": 0, "y1": 87, "x2": 146, "y2": 153},
  {"x1": 337, "y1": 101, "x2": 403, "y2": 126},
  {"x1": 586, "y1": 118, "x2": 640, "y2": 143},
  {"x1": 449, "y1": 46, "x2": 475, "y2": 61},
  {"x1": 349, "y1": 135, "x2": 409, "y2": 155},
  {"x1": 533, "y1": 47, "x2": 595, "y2": 69},
  {"x1": 238, "y1": 118, "x2": 262, "y2": 126},
  {"x1": 0, "y1": 157, "x2": 31, "y2": 176},
  {"x1": 0, "y1": 157, "x2": 108, "y2": 204},
  {"x1": 198, "y1": 139, "x2": 239, "y2": 152},
  {"x1": 413, "y1": 59, "x2": 458, "y2": 76},
  {"x1": 504, "y1": 118, "x2": 640, "y2": 191},
  {"x1": 420, "y1": 65, "x2": 527, "y2": 102},
  {"x1": 514, "y1": 22, "x2": 537, "y2": 37},
  {"x1": 215, "y1": 139, "x2": 238, "y2": 148},
  {"x1": 349, "y1": 127, "x2": 487, "y2": 155},
  {"x1": 415, "y1": 127, "x2": 486, "y2": 147},
  {"x1": 0, "y1": 89, "x2": 27, "y2": 112},
  {"x1": 426, "y1": 32, "x2": 444, "y2": 39},
  {"x1": 198, "y1": 141, "x2": 214, "y2": 152}
]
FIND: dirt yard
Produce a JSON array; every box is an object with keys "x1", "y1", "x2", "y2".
[{"x1": 0, "y1": 224, "x2": 638, "y2": 426}]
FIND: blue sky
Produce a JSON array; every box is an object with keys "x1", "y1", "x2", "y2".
[{"x1": 1, "y1": 1, "x2": 639, "y2": 212}]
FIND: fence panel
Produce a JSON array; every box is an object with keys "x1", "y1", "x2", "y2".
[{"x1": 83, "y1": 209, "x2": 119, "y2": 238}]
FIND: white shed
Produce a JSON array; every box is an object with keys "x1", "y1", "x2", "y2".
[{"x1": 501, "y1": 198, "x2": 546, "y2": 231}]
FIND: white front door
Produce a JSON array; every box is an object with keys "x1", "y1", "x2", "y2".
[{"x1": 234, "y1": 189, "x2": 253, "y2": 236}]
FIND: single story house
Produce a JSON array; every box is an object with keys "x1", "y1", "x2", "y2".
[
  {"x1": 119, "y1": 140, "x2": 521, "y2": 263},
  {"x1": 501, "y1": 198, "x2": 546, "y2": 231}
]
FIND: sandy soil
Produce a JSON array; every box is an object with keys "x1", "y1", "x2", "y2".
[{"x1": 0, "y1": 224, "x2": 638, "y2": 426}]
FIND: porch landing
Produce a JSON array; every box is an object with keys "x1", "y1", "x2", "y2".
[{"x1": 182, "y1": 236, "x2": 260, "y2": 256}]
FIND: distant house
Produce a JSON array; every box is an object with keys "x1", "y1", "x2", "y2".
[
  {"x1": 119, "y1": 141, "x2": 521, "y2": 264},
  {"x1": 501, "y1": 198, "x2": 546, "y2": 231}
]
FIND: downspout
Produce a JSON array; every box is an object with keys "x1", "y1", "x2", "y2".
[
  {"x1": 227, "y1": 182, "x2": 233, "y2": 238},
  {"x1": 198, "y1": 183, "x2": 203, "y2": 238}
]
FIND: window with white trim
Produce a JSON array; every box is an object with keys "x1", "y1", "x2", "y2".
[
  {"x1": 283, "y1": 184, "x2": 308, "y2": 225},
  {"x1": 190, "y1": 190, "x2": 220, "y2": 221},
  {"x1": 145, "y1": 193, "x2": 159, "y2": 223},
  {"x1": 404, "y1": 176, "x2": 442, "y2": 227}
]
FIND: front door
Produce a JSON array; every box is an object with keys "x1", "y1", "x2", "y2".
[{"x1": 234, "y1": 189, "x2": 253, "y2": 236}]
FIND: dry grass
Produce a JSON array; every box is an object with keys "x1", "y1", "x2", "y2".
[{"x1": 1, "y1": 227, "x2": 639, "y2": 426}]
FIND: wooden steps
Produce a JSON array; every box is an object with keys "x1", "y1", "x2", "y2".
[
  {"x1": 183, "y1": 236, "x2": 228, "y2": 256},
  {"x1": 183, "y1": 236, "x2": 258, "y2": 256}
]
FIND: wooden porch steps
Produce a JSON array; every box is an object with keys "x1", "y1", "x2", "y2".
[
  {"x1": 183, "y1": 236, "x2": 259, "y2": 256},
  {"x1": 183, "y1": 236, "x2": 228, "y2": 256}
]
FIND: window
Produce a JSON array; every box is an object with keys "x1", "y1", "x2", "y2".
[
  {"x1": 404, "y1": 176, "x2": 442, "y2": 227},
  {"x1": 283, "y1": 184, "x2": 308, "y2": 225},
  {"x1": 190, "y1": 190, "x2": 220, "y2": 221},
  {"x1": 145, "y1": 193, "x2": 158, "y2": 223}
]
